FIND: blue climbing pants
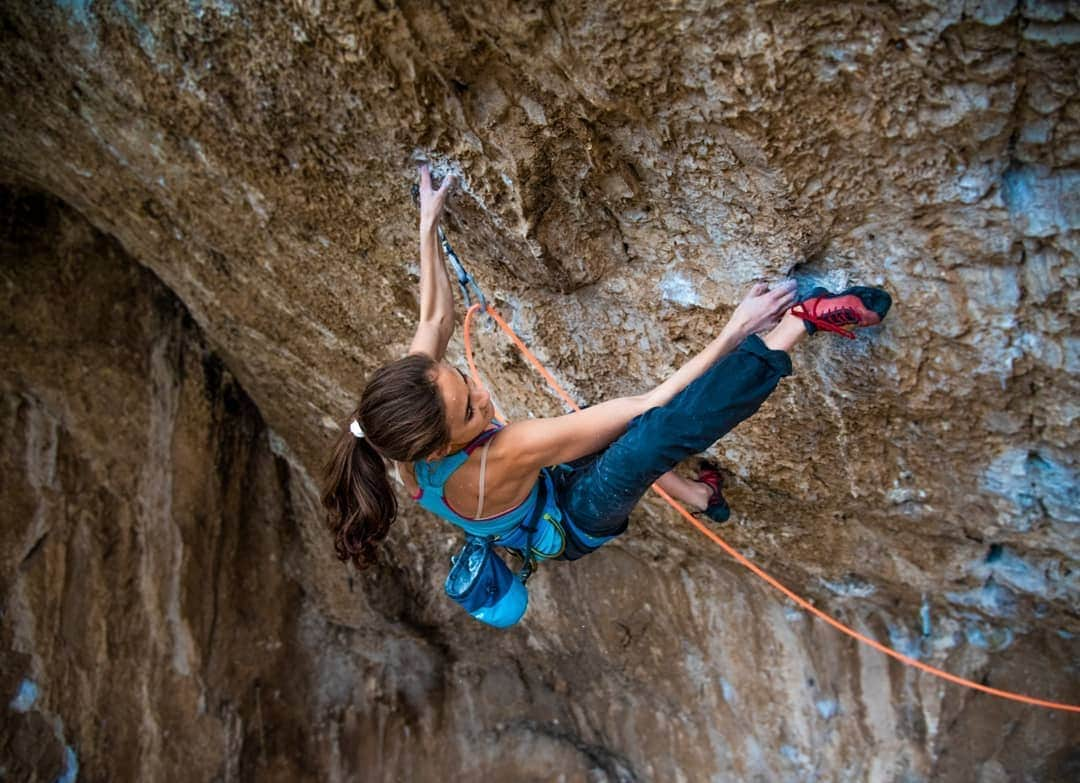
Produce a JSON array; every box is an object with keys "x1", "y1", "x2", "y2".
[{"x1": 553, "y1": 333, "x2": 792, "y2": 560}]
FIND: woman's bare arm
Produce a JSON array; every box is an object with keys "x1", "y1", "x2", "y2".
[
  {"x1": 640, "y1": 281, "x2": 794, "y2": 408},
  {"x1": 497, "y1": 394, "x2": 652, "y2": 472},
  {"x1": 408, "y1": 166, "x2": 457, "y2": 359},
  {"x1": 495, "y1": 281, "x2": 796, "y2": 474}
]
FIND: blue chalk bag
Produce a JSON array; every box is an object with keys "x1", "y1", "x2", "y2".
[
  {"x1": 444, "y1": 536, "x2": 529, "y2": 628},
  {"x1": 444, "y1": 475, "x2": 554, "y2": 628}
]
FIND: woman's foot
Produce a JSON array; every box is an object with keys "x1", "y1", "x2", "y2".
[
  {"x1": 791, "y1": 286, "x2": 892, "y2": 338},
  {"x1": 693, "y1": 460, "x2": 731, "y2": 524}
]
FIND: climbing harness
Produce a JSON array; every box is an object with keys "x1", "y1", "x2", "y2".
[
  {"x1": 415, "y1": 418, "x2": 566, "y2": 628},
  {"x1": 437, "y1": 224, "x2": 1079, "y2": 712},
  {"x1": 444, "y1": 466, "x2": 561, "y2": 628}
]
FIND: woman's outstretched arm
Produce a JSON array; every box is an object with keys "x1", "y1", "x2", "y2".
[
  {"x1": 496, "y1": 281, "x2": 797, "y2": 473},
  {"x1": 641, "y1": 281, "x2": 796, "y2": 409},
  {"x1": 409, "y1": 165, "x2": 457, "y2": 360}
]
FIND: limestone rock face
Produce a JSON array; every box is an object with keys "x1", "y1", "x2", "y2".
[
  {"x1": 0, "y1": 188, "x2": 339, "y2": 781},
  {"x1": 1, "y1": 2, "x2": 1078, "y2": 781}
]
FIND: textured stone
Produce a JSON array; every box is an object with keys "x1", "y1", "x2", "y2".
[
  {"x1": 0, "y1": 188, "x2": 343, "y2": 781},
  {"x1": 1, "y1": 1, "x2": 1078, "y2": 781}
]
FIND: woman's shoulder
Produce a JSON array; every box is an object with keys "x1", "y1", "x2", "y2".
[{"x1": 485, "y1": 424, "x2": 548, "y2": 482}]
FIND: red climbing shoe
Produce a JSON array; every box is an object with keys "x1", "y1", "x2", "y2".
[
  {"x1": 694, "y1": 460, "x2": 731, "y2": 524},
  {"x1": 791, "y1": 286, "x2": 892, "y2": 339}
]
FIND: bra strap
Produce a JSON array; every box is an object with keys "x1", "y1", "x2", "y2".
[{"x1": 475, "y1": 438, "x2": 492, "y2": 519}]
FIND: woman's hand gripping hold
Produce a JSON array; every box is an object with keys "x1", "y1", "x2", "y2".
[
  {"x1": 418, "y1": 163, "x2": 455, "y2": 231},
  {"x1": 729, "y1": 280, "x2": 798, "y2": 335},
  {"x1": 409, "y1": 164, "x2": 459, "y2": 360}
]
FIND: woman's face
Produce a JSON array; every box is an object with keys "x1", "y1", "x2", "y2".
[{"x1": 432, "y1": 362, "x2": 494, "y2": 454}]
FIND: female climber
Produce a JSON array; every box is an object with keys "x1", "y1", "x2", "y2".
[{"x1": 322, "y1": 165, "x2": 890, "y2": 624}]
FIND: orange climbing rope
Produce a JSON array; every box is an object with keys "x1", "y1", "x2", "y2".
[{"x1": 463, "y1": 302, "x2": 1080, "y2": 714}]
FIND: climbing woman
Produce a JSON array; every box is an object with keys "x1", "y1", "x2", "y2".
[{"x1": 322, "y1": 165, "x2": 891, "y2": 626}]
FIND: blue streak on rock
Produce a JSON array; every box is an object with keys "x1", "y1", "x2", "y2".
[
  {"x1": 964, "y1": 620, "x2": 1014, "y2": 652},
  {"x1": 56, "y1": 745, "x2": 79, "y2": 783},
  {"x1": 887, "y1": 624, "x2": 922, "y2": 660},
  {"x1": 1025, "y1": 452, "x2": 1080, "y2": 524},
  {"x1": 1001, "y1": 165, "x2": 1080, "y2": 238},
  {"x1": 815, "y1": 698, "x2": 838, "y2": 720},
  {"x1": 720, "y1": 677, "x2": 736, "y2": 705},
  {"x1": 10, "y1": 679, "x2": 39, "y2": 712},
  {"x1": 919, "y1": 597, "x2": 932, "y2": 637},
  {"x1": 822, "y1": 46, "x2": 853, "y2": 62},
  {"x1": 975, "y1": 546, "x2": 1055, "y2": 598},
  {"x1": 967, "y1": 0, "x2": 1016, "y2": 25},
  {"x1": 946, "y1": 579, "x2": 1018, "y2": 618},
  {"x1": 190, "y1": 0, "x2": 237, "y2": 19},
  {"x1": 8, "y1": 677, "x2": 80, "y2": 782},
  {"x1": 779, "y1": 743, "x2": 812, "y2": 773},
  {"x1": 1023, "y1": 22, "x2": 1080, "y2": 45},
  {"x1": 820, "y1": 575, "x2": 876, "y2": 598},
  {"x1": 113, "y1": 0, "x2": 156, "y2": 57},
  {"x1": 1020, "y1": 120, "x2": 1051, "y2": 144},
  {"x1": 981, "y1": 447, "x2": 1080, "y2": 529},
  {"x1": 1021, "y1": 0, "x2": 1065, "y2": 22},
  {"x1": 55, "y1": 0, "x2": 92, "y2": 26}
]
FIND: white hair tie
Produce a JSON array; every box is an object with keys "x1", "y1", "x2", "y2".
[{"x1": 350, "y1": 420, "x2": 365, "y2": 438}]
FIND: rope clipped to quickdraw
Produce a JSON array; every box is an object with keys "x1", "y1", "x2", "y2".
[
  {"x1": 438, "y1": 225, "x2": 487, "y2": 312},
  {"x1": 437, "y1": 220, "x2": 1080, "y2": 714}
]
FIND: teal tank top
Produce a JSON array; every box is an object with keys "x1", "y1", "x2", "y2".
[{"x1": 412, "y1": 427, "x2": 566, "y2": 559}]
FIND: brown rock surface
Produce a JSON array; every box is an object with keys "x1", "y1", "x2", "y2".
[
  {"x1": 1, "y1": 2, "x2": 1078, "y2": 781},
  {"x1": 0, "y1": 188, "x2": 334, "y2": 781}
]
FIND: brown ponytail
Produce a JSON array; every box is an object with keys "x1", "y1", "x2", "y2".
[{"x1": 322, "y1": 353, "x2": 450, "y2": 569}]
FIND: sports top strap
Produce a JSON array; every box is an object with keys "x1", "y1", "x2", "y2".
[
  {"x1": 475, "y1": 438, "x2": 493, "y2": 519},
  {"x1": 414, "y1": 424, "x2": 501, "y2": 489}
]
